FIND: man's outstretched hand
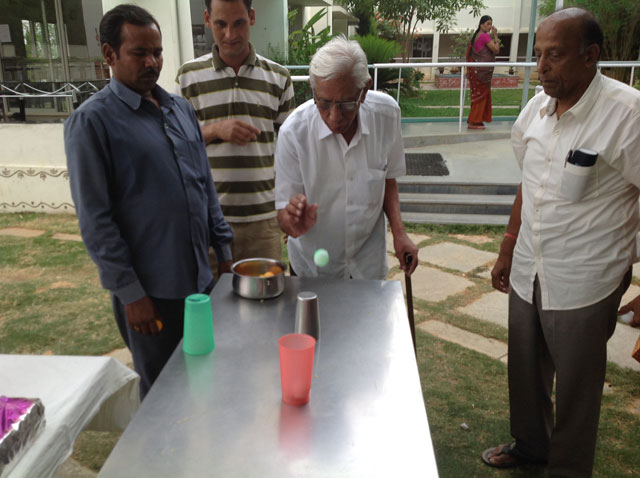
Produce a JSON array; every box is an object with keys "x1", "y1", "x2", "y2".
[{"x1": 277, "y1": 194, "x2": 318, "y2": 238}]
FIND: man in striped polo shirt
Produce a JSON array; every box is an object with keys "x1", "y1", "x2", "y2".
[{"x1": 176, "y1": 0, "x2": 295, "y2": 273}]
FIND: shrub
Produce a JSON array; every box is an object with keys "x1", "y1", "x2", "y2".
[
  {"x1": 269, "y1": 8, "x2": 335, "y2": 106},
  {"x1": 355, "y1": 34, "x2": 401, "y2": 93}
]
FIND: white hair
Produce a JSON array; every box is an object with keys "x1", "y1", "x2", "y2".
[{"x1": 309, "y1": 35, "x2": 371, "y2": 90}]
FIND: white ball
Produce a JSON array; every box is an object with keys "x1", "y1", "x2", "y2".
[{"x1": 619, "y1": 311, "x2": 634, "y2": 324}]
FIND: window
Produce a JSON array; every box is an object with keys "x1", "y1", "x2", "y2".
[{"x1": 1, "y1": 0, "x2": 107, "y2": 122}]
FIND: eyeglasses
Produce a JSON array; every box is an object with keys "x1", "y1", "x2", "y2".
[{"x1": 314, "y1": 88, "x2": 365, "y2": 112}]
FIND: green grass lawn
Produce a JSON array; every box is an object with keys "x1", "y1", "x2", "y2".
[
  {"x1": 0, "y1": 214, "x2": 120, "y2": 356},
  {"x1": 398, "y1": 87, "x2": 537, "y2": 118},
  {"x1": 1, "y1": 214, "x2": 639, "y2": 477}
]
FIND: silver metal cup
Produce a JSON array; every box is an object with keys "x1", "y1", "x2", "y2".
[{"x1": 294, "y1": 291, "x2": 320, "y2": 341}]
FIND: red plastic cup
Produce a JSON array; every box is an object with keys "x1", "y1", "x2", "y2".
[{"x1": 278, "y1": 333, "x2": 316, "y2": 406}]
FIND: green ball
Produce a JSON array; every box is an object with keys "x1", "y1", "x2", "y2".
[{"x1": 314, "y1": 248, "x2": 329, "y2": 268}]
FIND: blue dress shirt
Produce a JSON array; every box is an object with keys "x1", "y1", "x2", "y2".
[{"x1": 65, "y1": 78, "x2": 233, "y2": 304}]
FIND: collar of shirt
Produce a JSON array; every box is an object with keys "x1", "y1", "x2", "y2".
[
  {"x1": 109, "y1": 77, "x2": 173, "y2": 111},
  {"x1": 211, "y1": 43, "x2": 257, "y2": 70},
  {"x1": 539, "y1": 71, "x2": 603, "y2": 120},
  {"x1": 315, "y1": 103, "x2": 372, "y2": 142}
]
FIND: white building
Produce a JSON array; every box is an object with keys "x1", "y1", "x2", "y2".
[
  {"x1": 0, "y1": 0, "x2": 535, "y2": 213},
  {"x1": 414, "y1": 0, "x2": 541, "y2": 63}
]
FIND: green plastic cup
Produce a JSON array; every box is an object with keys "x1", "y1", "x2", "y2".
[{"x1": 183, "y1": 293, "x2": 215, "y2": 355}]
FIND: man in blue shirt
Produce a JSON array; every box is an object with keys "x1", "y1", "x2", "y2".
[{"x1": 64, "y1": 4, "x2": 233, "y2": 399}]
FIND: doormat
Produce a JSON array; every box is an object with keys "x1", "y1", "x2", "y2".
[{"x1": 405, "y1": 153, "x2": 449, "y2": 176}]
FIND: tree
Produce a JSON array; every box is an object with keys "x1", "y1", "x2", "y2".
[
  {"x1": 348, "y1": 0, "x2": 376, "y2": 36},
  {"x1": 348, "y1": 0, "x2": 485, "y2": 61},
  {"x1": 539, "y1": 0, "x2": 640, "y2": 81}
]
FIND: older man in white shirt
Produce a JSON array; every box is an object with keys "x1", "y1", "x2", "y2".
[
  {"x1": 275, "y1": 36, "x2": 418, "y2": 279},
  {"x1": 483, "y1": 8, "x2": 640, "y2": 477}
]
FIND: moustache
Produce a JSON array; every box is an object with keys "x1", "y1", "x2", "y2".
[{"x1": 140, "y1": 69, "x2": 160, "y2": 79}]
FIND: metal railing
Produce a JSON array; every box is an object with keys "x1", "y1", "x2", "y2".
[
  {"x1": 1, "y1": 61, "x2": 637, "y2": 125},
  {"x1": 0, "y1": 81, "x2": 101, "y2": 98},
  {"x1": 291, "y1": 60, "x2": 640, "y2": 133},
  {"x1": 0, "y1": 81, "x2": 107, "y2": 121}
]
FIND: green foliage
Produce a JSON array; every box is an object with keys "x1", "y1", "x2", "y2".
[
  {"x1": 400, "y1": 68, "x2": 425, "y2": 93},
  {"x1": 538, "y1": 0, "x2": 640, "y2": 82},
  {"x1": 346, "y1": 0, "x2": 486, "y2": 60},
  {"x1": 269, "y1": 8, "x2": 336, "y2": 105},
  {"x1": 452, "y1": 28, "x2": 474, "y2": 60},
  {"x1": 397, "y1": 88, "x2": 534, "y2": 117},
  {"x1": 355, "y1": 34, "x2": 400, "y2": 92},
  {"x1": 356, "y1": 34, "x2": 401, "y2": 63},
  {"x1": 379, "y1": 0, "x2": 485, "y2": 60},
  {"x1": 373, "y1": 10, "x2": 398, "y2": 41},
  {"x1": 356, "y1": 35, "x2": 424, "y2": 94},
  {"x1": 345, "y1": 0, "x2": 376, "y2": 36},
  {"x1": 287, "y1": 8, "x2": 334, "y2": 66}
]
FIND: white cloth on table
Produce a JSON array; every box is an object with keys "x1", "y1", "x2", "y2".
[
  {"x1": 275, "y1": 90, "x2": 405, "y2": 279},
  {"x1": 0, "y1": 355, "x2": 139, "y2": 477}
]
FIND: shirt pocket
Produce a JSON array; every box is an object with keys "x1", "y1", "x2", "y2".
[
  {"x1": 366, "y1": 167, "x2": 387, "y2": 207},
  {"x1": 558, "y1": 162, "x2": 598, "y2": 202}
]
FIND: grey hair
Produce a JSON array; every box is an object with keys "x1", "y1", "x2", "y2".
[{"x1": 309, "y1": 35, "x2": 371, "y2": 90}]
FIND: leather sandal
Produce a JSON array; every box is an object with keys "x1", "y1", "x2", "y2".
[{"x1": 481, "y1": 442, "x2": 536, "y2": 468}]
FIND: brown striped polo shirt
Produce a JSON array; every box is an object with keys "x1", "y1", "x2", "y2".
[{"x1": 176, "y1": 44, "x2": 295, "y2": 222}]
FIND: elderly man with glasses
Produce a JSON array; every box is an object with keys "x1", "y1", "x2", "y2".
[{"x1": 275, "y1": 36, "x2": 418, "y2": 279}]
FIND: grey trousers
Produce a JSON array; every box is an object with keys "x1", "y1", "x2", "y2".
[{"x1": 508, "y1": 269, "x2": 631, "y2": 478}]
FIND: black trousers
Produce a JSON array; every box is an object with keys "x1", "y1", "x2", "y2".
[{"x1": 111, "y1": 295, "x2": 186, "y2": 400}]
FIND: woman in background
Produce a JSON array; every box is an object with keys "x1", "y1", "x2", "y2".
[{"x1": 466, "y1": 15, "x2": 500, "y2": 130}]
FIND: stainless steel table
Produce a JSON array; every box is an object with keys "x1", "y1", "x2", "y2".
[{"x1": 99, "y1": 275, "x2": 438, "y2": 477}]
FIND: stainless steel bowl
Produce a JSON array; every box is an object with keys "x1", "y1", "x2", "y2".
[{"x1": 231, "y1": 258, "x2": 286, "y2": 299}]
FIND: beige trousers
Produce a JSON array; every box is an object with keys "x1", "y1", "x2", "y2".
[{"x1": 209, "y1": 216, "x2": 283, "y2": 278}]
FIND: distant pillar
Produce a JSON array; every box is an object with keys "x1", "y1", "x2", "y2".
[
  {"x1": 252, "y1": 0, "x2": 288, "y2": 59},
  {"x1": 177, "y1": 0, "x2": 194, "y2": 63},
  {"x1": 432, "y1": 24, "x2": 440, "y2": 64},
  {"x1": 510, "y1": 0, "x2": 523, "y2": 62}
]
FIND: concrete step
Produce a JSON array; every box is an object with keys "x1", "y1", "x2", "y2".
[
  {"x1": 400, "y1": 193, "x2": 515, "y2": 216},
  {"x1": 398, "y1": 179, "x2": 519, "y2": 195},
  {"x1": 401, "y1": 211, "x2": 509, "y2": 225},
  {"x1": 403, "y1": 130, "x2": 511, "y2": 148}
]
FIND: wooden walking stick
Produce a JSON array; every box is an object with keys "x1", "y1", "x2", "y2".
[{"x1": 404, "y1": 253, "x2": 417, "y2": 356}]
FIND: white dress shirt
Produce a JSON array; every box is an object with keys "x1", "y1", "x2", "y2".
[
  {"x1": 275, "y1": 90, "x2": 405, "y2": 279},
  {"x1": 511, "y1": 72, "x2": 640, "y2": 310}
]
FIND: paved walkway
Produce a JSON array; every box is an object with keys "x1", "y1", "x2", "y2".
[
  {"x1": 401, "y1": 120, "x2": 522, "y2": 184},
  {"x1": 386, "y1": 230, "x2": 640, "y2": 374}
]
